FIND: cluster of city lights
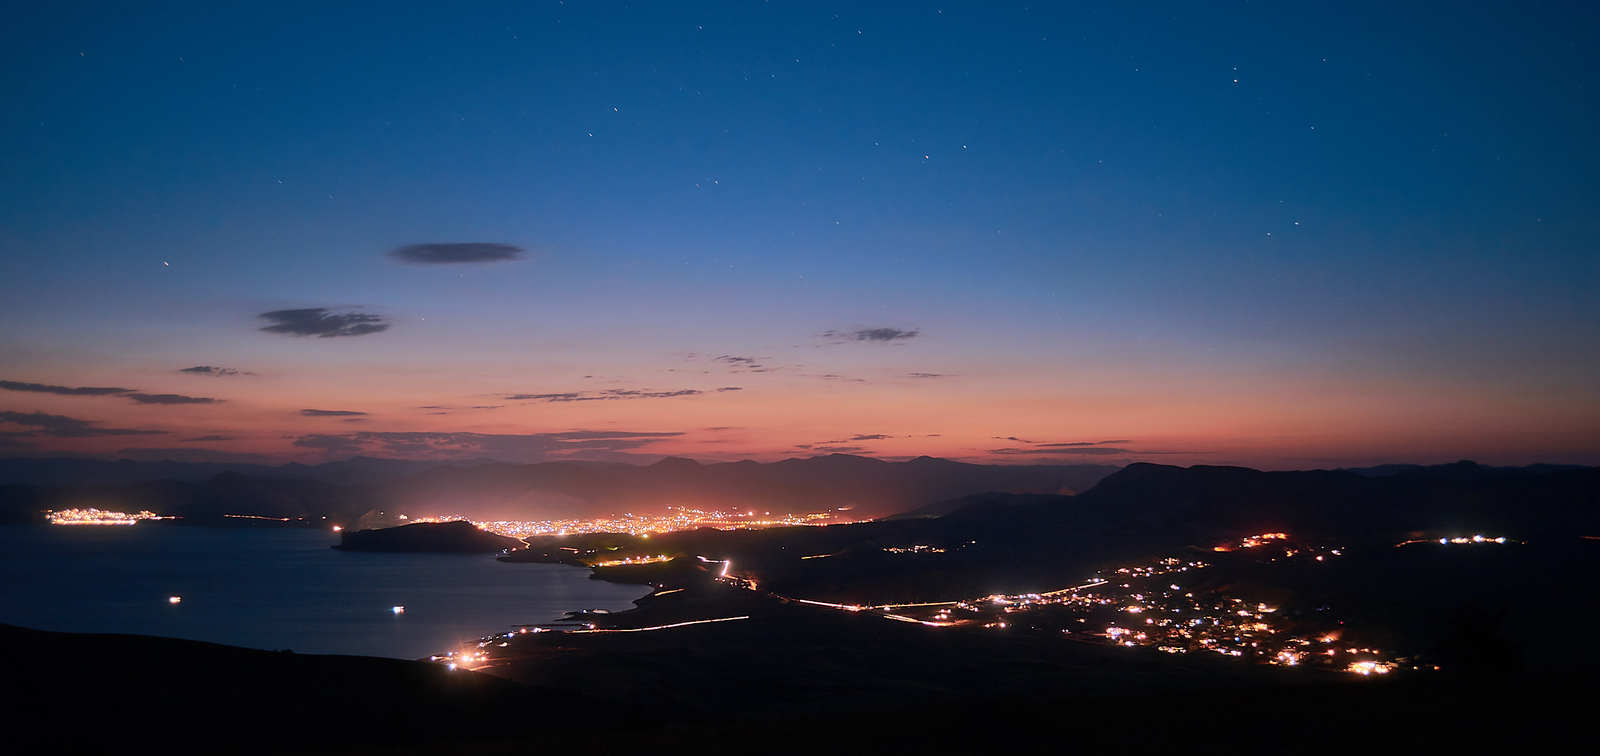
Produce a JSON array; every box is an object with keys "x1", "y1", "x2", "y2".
[
  {"x1": 781, "y1": 535, "x2": 1414, "y2": 677},
  {"x1": 1212, "y1": 531, "x2": 1289, "y2": 552},
  {"x1": 47, "y1": 508, "x2": 169, "y2": 525},
  {"x1": 410, "y1": 506, "x2": 855, "y2": 539},
  {"x1": 590, "y1": 554, "x2": 673, "y2": 568}
]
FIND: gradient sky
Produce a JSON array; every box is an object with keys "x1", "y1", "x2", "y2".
[{"x1": 2, "y1": 1, "x2": 1597, "y2": 469}]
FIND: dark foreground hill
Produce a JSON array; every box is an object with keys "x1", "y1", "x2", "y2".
[{"x1": 2, "y1": 616, "x2": 1583, "y2": 754}]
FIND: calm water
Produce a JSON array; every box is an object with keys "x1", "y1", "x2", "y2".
[{"x1": 0, "y1": 524, "x2": 649, "y2": 659}]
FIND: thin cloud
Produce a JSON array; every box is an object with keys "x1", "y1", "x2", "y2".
[
  {"x1": 300, "y1": 409, "x2": 368, "y2": 417},
  {"x1": 291, "y1": 429, "x2": 683, "y2": 462},
  {"x1": 713, "y1": 355, "x2": 771, "y2": 372},
  {"x1": 813, "y1": 445, "x2": 868, "y2": 454},
  {"x1": 259, "y1": 308, "x2": 390, "y2": 338},
  {"x1": 715, "y1": 386, "x2": 743, "y2": 392},
  {"x1": 989, "y1": 437, "x2": 1133, "y2": 447},
  {"x1": 0, "y1": 411, "x2": 165, "y2": 438},
  {"x1": 505, "y1": 389, "x2": 705, "y2": 402},
  {"x1": 906, "y1": 372, "x2": 945, "y2": 379},
  {"x1": 184, "y1": 435, "x2": 236, "y2": 442},
  {"x1": 988, "y1": 446, "x2": 1193, "y2": 456},
  {"x1": 1, "y1": 379, "x2": 132, "y2": 396},
  {"x1": 820, "y1": 327, "x2": 920, "y2": 343},
  {"x1": 125, "y1": 393, "x2": 220, "y2": 405},
  {"x1": 389, "y1": 242, "x2": 523, "y2": 264},
  {"x1": 1034, "y1": 440, "x2": 1133, "y2": 448},
  {"x1": 178, "y1": 366, "x2": 247, "y2": 377},
  {"x1": 848, "y1": 434, "x2": 892, "y2": 441}
]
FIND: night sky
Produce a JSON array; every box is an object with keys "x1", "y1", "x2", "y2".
[{"x1": 2, "y1": 1, "x2": 1596, "y2": 468}]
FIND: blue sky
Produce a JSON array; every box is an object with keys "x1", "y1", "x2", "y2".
[{"x1": 2, "y1": 1, "x2": 1596, "y2": 467}]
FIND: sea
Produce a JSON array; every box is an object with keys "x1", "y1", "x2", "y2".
[{"x1": 0, "y1": 524, "x2": 649, "y2": 659}]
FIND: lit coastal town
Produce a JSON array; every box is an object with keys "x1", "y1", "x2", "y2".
[
  {"x1": 46, "y1": 508, "x2": 171, "y2": 525},
  {"x1": 409, "y1": 506, "x2": 856, "y2": 539}
]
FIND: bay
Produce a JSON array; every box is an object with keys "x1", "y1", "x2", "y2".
[{"x1": 0, "y1": 524, "x2": 648, "y2": 659}]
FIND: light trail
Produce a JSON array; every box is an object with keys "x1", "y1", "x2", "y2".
[
  {"x1": 568, "y1": 616, "x2": 751, "y2": 633},
  {"x1": 789, "y1": 598, "x2": 864, "y2": 612},
  {"x1": 882, "y1": 613, "x2": 959, "y2": 627},
  {"x1": 1041, "y1": 580, "x2": 1110, "y2": 597}
]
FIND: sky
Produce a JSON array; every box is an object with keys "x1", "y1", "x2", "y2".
[{"x1": 2, "y1": 1, "x2": 1597, "y2": 469}]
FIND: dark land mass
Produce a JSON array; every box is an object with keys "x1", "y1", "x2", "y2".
[
  {"x1": 3, "y1": 584, "x2": 1585, "y2": 754},
  {"x1": 0, "y1": 453, "x2": 1115, "y2": 525},
  {"x1": 507, "y1": 461, "x2": 1600, "y2": 604},
  {"x1": 6, "y1": 460, "x2": 1596, "y2": 753},
  {"x1": 333, "y1": 520, "x2": 524, "y2": 553}
]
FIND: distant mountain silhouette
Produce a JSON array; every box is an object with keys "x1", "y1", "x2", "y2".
[
  {"x1": 571, "y1": 461, "x2": 1599, "y2": 606},
  {"x1": 369, "y1": 454, "x2": 1112, "y2": 520},
  {"x1": 0, "y1": 454, "x2": 1116, "y2": 523},
  {"x1": 922, "y1": 461, "x2": 1600, "y2": 555}
]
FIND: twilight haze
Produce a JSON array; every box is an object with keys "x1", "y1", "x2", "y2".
[{"x1": 2, "y1": 2, "x2": 1596, "y2": 469}]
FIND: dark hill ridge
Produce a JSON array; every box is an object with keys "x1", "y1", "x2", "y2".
[
  {"x1": 514, "y1": 461, "x2": 1598, "y2": 604},
  {"x1": 1067, "y1": 461, "x2": 1600, "y2": 542},
  {"x1": 373, "y1": 453, "x2": 1113, "y2": 520},
  {"x1": 334, "y1": 520, "x2": 523, "y2": 553}
]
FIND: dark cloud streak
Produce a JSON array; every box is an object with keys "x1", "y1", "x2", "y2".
[
  {"x1": 126, "y1": 393, "x2": 220, "y2": 405},
  {"x1": 505, "y1": 389, "x2": 706, "y2": 402},
  {"x1": 0, "y1": 411, "x2": 165, "y2": 438},
  {"x1": 1, "y1": 380, "x2": 132, "y2": 396},
  {"x1": 821, "y1": 328, "x2": 920, "y2": 343},
  {"x1": 292, "y1": 429, "x2": 683, "y2": 462},
  {"x1": 259, "y1": 308, "x2": 390, "y2": 338}
]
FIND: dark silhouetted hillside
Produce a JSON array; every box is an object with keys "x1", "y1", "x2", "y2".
[{"x1": 334, "y1": 520, "x2": 523, "y2": 552}]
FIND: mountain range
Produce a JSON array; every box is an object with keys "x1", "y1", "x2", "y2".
[{"x1": 0, "y1": 454, "x2": 1117, "y2": 524}]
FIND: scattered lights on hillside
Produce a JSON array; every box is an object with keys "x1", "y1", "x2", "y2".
[
  {"x1": 1214, "y1": 532, "x2": 1289, "y2": 551},
  {"x1": 590, "y1": 554, "x2": 673, "y2": 568}
]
